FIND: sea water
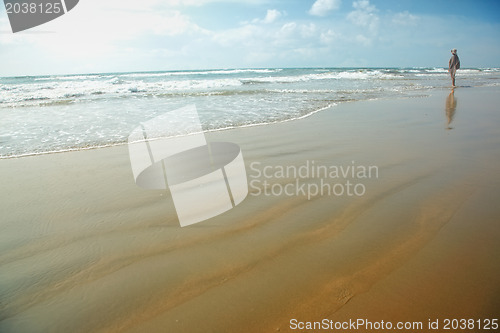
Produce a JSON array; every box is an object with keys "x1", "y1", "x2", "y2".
[{"x1": 1, "y1": 67, "x2": 499, "y2": 158}]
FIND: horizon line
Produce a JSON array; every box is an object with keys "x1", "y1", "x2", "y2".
[{"x1": 2, "y1": 66, "x2": 499, "y2": 78}]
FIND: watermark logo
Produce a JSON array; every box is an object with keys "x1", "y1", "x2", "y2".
[
  {"x1": 128, "y1": 105, "x2": 249, "y2": 227},
  {"x1": 249, "y1": 160, "x2": 378, "y2": 200},
  {"x1": 3, "y1": 0, "x2": 79, "y2": 33}
]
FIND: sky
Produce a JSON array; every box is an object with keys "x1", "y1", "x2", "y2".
[{"x1": 0, "y1": 0, "x2": 499, "y2": 76}]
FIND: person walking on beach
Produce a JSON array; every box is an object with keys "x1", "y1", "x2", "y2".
[{"x1": 449, "y1": 48, "x2": 460, "y2": 87}]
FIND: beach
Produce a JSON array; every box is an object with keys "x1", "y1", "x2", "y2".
[{"x1": 1, "y1": 85, "x2": 500, "y2": 332}]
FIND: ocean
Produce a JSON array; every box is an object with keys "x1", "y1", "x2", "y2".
[{"x1": 1, "y1": 67, "x2": 499, "y2": 158}]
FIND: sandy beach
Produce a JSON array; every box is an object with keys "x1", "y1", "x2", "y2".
[{"x1": 1, "y1": 86, "x2": 499, "y2": 332}]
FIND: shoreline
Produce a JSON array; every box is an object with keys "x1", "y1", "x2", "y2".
[
  {"x1": 1, "y1": 85, "x2": 499, "y2": 332},
  {"x1": 0, "y1": 94, "x2": 441, "y2": 161},
  {"x1": 0, "y1": 100, "x2": 338, "y2": 161},
  {"x1": 0, "y1": 68, "x2": 497, "y2": 159}
]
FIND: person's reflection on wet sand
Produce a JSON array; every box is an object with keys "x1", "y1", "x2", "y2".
[{"x1": 445, "y1": 89, "x2": 457, "y2": 130}]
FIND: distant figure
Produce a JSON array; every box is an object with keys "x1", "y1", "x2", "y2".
[
  {"x1": 445, "y1": 89, "x2": 457, "y2": 130},
  {"x1": 449, "y1": 49, "x2": 460, "y2": 87}
]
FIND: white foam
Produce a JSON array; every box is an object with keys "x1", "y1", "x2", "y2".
[
  {"x1": 121, "y1": 69, "x2": 282, "y2": 78},
  {"x1": 243, "y1": 70, "x2": 399, "y2": 84},
  {"x1": 456, "y1": 69, "x2": 482, "y2": 74},
  {"x1": 2, "y1": 67, "x2": 500, "y2": 158},
  {"x1": 426, "y1": 68, "x2": 448, "y2": 73}
]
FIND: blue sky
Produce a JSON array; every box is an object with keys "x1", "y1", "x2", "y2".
[{"x1": 1, "y1": 0, "x2": 499, "y2": 76}]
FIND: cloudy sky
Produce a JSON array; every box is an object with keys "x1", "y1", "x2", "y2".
[{"x1": 1, "y1": 0, "x2": 499, "y2": 76}]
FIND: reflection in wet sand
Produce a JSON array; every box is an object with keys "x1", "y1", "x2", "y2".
[{"x1": 445, "y1": 89, "x2": 457, "y2": 129}]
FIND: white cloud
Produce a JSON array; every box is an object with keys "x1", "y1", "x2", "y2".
[
  {"x1": 300, "y1": 23, "x2": 317, "y2": 38},
  {"x1": 0, "y1": 1, "x2": 208, "y2": 51},
  {"x1": 75, "y1": 1, "x2": 207, "y2": 38},
  {"x1": 352, "y1": 0, "x2": 374, "y2": 11},
  {"x1": 0, "y1": 17, "x2": 16, "y2": 45},
  {"x1": 0, "y1": 0, "x2": 214, "y2": 76},
  {"x1": 320, "y1": 29, "x2": 337, "y2": 45},
  {"x1": 135, "y1": 0, "x2": 269, "y2": 6},
  {"x1": 212, "y1": 19, "x2": 335, "y2": 66},
  {"x1": 347, "y1": 0, "x2": 379, "y2": 33},
  {"x1": 147, "y1": 11, "x2": 208, "y2": 36},
  {"x1": 392, "y1": 11, "x2": 419, "y2": 26},
  {"x1": 264, "y1": 9, "x2": 282, "y2": 23},
  {"x1": 213, "y1": 24, "x2": 262, "y2": 47},
  {"x1": 309, "y1": 0, "x2": 341, "y2": 17},
  {"x1": 355, "y1": 34, "x2": 371, "y2": 46},
  {"x1": 252, "y1": 9, "x2": 283, "y2": 24},
  {"x1": 279, "y1": 22, "x2": 297, "y2": 35}
]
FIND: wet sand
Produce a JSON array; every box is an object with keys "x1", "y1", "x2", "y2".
[{"x1": 1, "y1": 86, "x2": 499, "y2": 332}]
